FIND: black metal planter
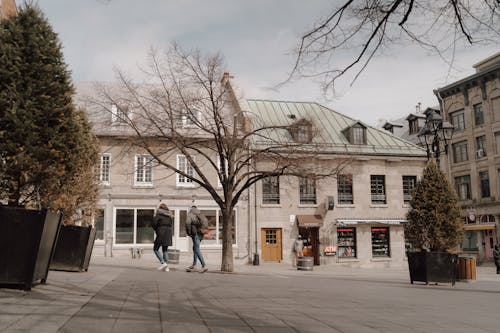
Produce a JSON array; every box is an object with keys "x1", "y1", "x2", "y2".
[
  {"x1": 407, "y1": 252, "x2": 458, "y2": 285},
  {"x1": 50, "y1": 225, "x2": 96, "y2": 272},
  {"x1": 0, "y1": 207, "x2": 62, "y2": 290}
]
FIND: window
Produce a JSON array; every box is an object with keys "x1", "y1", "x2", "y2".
[
  {"x1": 179, "y1": 209, "x2": 236, "y2": 246},
  {"x1": 402, "y1": 176, "x2": 417, "y2": 204},
  {"x1": 338, "y1": 227, "x2": 356, "y2": 258},
  {"x1": 135, "y1": 155, "x2": 153, "y2": 185},
  {"x1": 452, "y1": 141, "x2": 468, "y2": 163},
  {"x1": 370, "y1": 175, "x2": 386, "y2": 204},
  {"x1": 352, "y1": 126, "x2": 366, "y2": 144},
  {"x1": 461, "y1": 231, "x2": 478, "y2": 251},
  {"x1": 408, "y1": 119, "x2": 419, "y2": 135},
  {"x1": 182, "y1": 109, "x2": 201, "y2": 128},
  {"x1": 372, "y1": 227, "x2": 390, "y2": 257},
  {"x1": 475, "y1": 135, "x2": 487, "y2": 158},
  {"x1": 299, "y1": 177, "x2": 316, "y2": 204},
  {"x1": 479, "y1": 171, "x2": 490, "y2": 198},
  {"x1": 454, "y1": 175, "x2": 471, "y2": 200},
  {"x1": 473, "y1": 103, "x2": 484, "y2": 126},
  {"x1": 111, "y1": 104, "x2": 129, "y2": 124},
  {"x1": 290, "y1": 120, "x2": 312, "y2": 143},
  {"x1": 337, "y1": 174, "x2": 353, "y2": 204},
  {"x1": 495, "y1": 132, "x2": 500, "y2": 154},
  {"x1": 492, "y1": 97, "x2": 500, "y2": 122},
  {"x1": 262, "y1": 176, "x2": 280, "y2": 204},
  {"x1": 115, "y1": 208, "x2": 155, "y2": 244},
  {"x1": 450, "y1": 110, "x2": 465, "y2": 131},
  {"x1": 176, "y1": 155, "x2": 195, "y2": 186},
  {"x1": 94, "y1": 209, "x2": 104, "y2": 241},
  {"x1": 97, "y1": 153, "x2": 110, "y2": 184}
]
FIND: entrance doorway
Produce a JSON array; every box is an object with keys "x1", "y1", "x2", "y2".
[
  {"x1": 261, "y1": 228, "x2": 282, "y2": 262},
  {"x1": 299, "y1": 227, "x2": 320, "y2": 265},
  {"x1": 484, "y1": 229, "x2": 496, "y2": 259}
]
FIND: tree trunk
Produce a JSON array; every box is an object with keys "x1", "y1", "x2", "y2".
[{"x1": 220, "y1": 208, "x2": 234, "y2": 272}]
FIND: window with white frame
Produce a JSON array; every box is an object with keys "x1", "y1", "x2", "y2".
[
  {"x1": 177, "y1": 155, "x2": 195, "y2": 186},
  {"x1": 337, "y1": 174, "x2": 353, "y2": 204},
  {"x1": 262, "y1": 176, "x2": 280, "y2": 204},
  {"x1": 97, "y1": 153, "x2": 110, "y2": 184},
  {"x1": 111, "y1": 104, "x2": 129, "y2": 124},
  {"x1": 135, "y1": 155, "x2": 153, "y2": 185},
  {"x1": 182, "y1": 109, "x2": 201, "y2": 128},
  {"x1": 299, "y1": 177, "x2": 316, "y2": 204}
]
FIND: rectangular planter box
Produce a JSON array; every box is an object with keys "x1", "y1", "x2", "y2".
[
  {"x1": 0, "y1": 207, "x2": 62, "y2": 290},
  {"x1": 407, "y1": 252, "x2": 458, "y2": 285},
  {"x1": 50, "y1": 225, "x2": 96, "y2": 272}
]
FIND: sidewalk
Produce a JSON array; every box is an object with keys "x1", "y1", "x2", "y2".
[{"x1": 1, "y1": 255, "x2": 498, "y2": 333}]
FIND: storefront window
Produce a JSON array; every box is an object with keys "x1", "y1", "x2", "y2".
[
  {"x1": 115, "y1": 208, "x2": 155, "y2": 244},
  {"x1": 461, "y1": 231, "x2": 478, "y2": 251},
  {"x1": 179, "y1": 208, "x2": 236, "y2": 246},
  {"x1": 202, "y1": 210, "x2": 217, "y2": 244},
  {"x1": 218, "y1": 212, "x2": 236, "y2": 244},
  {"x1": 116, "y1": 209, "x2": 134, "y2": 244},
  {"x1": 338, "y1": 227, "x2": 356, "y2": 258},
  {"x1": 371, "y1": 227, "x2": 390, "y2": 257}
]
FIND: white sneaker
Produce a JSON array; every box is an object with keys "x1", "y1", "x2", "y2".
[
  {"x1": 164, "y1": 265, "x2": 170, "y2": 272},
  {"x1": 157, "y1": 263, "x2": 168, "y2": 270}
]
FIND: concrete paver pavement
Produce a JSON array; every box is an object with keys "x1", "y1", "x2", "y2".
[{"x1": 1, "y1": 254, "x2": 499, "y2": 332}]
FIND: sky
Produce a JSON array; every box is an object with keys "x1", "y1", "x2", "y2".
[{"x1": 36, "y1": 0, "x2": 498, "y2": 126}]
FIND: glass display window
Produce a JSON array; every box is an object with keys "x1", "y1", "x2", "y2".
[
  {"x1": 371, "y1": 227, "x2": 390, "y2": 257},
  {"x1": 338, "y1": 227, "x2": 356, "y2": 258},
  {"x1": 115, "y1": 208, "x2": 155, "y2": 245}
]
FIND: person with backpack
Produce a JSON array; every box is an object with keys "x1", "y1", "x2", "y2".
[
  {"x1": 185, "y1": 205, "x2": 208, "y2": 273},
  {"x1": 152, "y1": 203, "x2": 173, "y2": 271}
]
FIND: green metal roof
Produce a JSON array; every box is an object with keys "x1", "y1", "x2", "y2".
[{"x1": 245, "y1": 99, "x2": 427, "y2": 157}]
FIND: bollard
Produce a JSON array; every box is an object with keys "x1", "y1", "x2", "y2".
[
  {"x1": 130, "y1": 247, "x2": 136, "y2": 259},
  {"x1": 136, "y1": 248, "x2": 143, "y2": 259}
]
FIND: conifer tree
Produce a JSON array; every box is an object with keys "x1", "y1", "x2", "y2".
[
  {"x1": 405, "y1": 162, "x2": 463, "y2": 252},
  {"x1": 0, "y1": 4, "x2": 99, "y2": 218}
]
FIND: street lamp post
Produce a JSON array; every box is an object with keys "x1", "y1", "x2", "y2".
[{"x1": 417, "y1": 109, "x2": 454, "y2": 167}]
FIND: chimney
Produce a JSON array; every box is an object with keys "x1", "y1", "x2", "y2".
[
  {"x1": 415, "y1": 102, "x2": 421, "y2": 113},
  {"x1": 1, "y1": 0, "x2": 17, "y2": 20}
]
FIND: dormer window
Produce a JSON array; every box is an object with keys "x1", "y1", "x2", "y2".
[
  {"x1": 343, "y1": 122, "x2": 366, "y2": 145},
  {"x1": 182, "y1": 109, "x2": 201, "y2": 128},
  {"x1": 408, "y1": 118, "x2": 419, "y2": 134},
  {"x1": 111, "y1": 104, "x2": 129, "y2": 124},
  {"x1": 290, "y1": 119, "x2": 312, "y2": 143}
]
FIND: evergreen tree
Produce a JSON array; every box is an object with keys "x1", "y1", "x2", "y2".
[
  {"x1": 405, "y1": 162, "x2": 463, "y2": 252},
  {"x1": 0, "y1": 4, "x2": 98, "y2": 217}
]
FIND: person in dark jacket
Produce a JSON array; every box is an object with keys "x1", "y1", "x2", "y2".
[
  {"x1": 494, "y1": 244, "x2": 500, "y2": 274},
  {"x1": 152, "y1": 203, "x2": 173, "y2": 271},
  {"x1": 185, "y1": 205, "x2": 208, "y2": 273}
]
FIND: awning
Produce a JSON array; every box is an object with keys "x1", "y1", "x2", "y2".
[
  {"x1": 336, "y1": 219, "x2": 406, "y2": 226},
  {"x1": 463, "y1": 224, "x2": 496, "y2": 231},
  {"x1": 297, "y1": 215, "x2": 323, "y2": 227}
]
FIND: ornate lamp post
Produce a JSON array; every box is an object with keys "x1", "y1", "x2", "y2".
[{"x1": 417, "y1": 110, "x2": 454, "y2": 167}]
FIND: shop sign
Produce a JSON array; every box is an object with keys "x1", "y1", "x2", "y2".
[
  {"x1": 337, "y1": 227, "x2": 353, "y2": 232},
  {"x1": 323, "y1": 246, "x2": 337, "y2": 256},
  {"x1": 372, "y1": 227, "x2": 388, "y2": 232}
]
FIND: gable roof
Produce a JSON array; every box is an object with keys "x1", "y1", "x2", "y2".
[{"x1": 245, "y1": 99, "x2": 426, "y2": 157}]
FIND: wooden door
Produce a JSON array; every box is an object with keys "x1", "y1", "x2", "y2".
[{"x1": 261, "y1": 228, "x2": 282, "y2": 262}]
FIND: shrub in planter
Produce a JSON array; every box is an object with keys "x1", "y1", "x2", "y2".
[
  {"x1": 405, "y1": 162, "x2": 463, "y2": 285},
  {"x1": 0, "y1": 5, "x2": 99, "y2": 286}
]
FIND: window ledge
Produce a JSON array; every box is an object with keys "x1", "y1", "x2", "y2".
[
  {"x1": 132, "y1": 184, "x2": 154, "y2": 189},
  {"x1": 369, "y1": 204, "x2": 388, "y2": 208},
  {"x1": 337, "y1": 204, "x2": 355, "y2": 208},
  {"x1": 298, "y1": 204, "x2": 318, "y2": 208},
  {"x1": 371, "y1": 258, "x2": 391, "y2": 262},
  {"x1": 260, "y1": 204, "x2": 282, "y2": 208},
  {"x1": 338, "y1": 258, "x2": 359, "y2": 262}
]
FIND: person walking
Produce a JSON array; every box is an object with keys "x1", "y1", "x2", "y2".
[
  {"x1": 185, "y1": 205, "x2": 208, "y2": 273},
  {"x1": 494, "y1": 244, "x2": 500, "y2": 274},
  {"x1": 294, "y1": 235, "x2": 304, "y2": 267},
  {"x1": 152, "y1": 203, "x2": 173, "y2": 272}
]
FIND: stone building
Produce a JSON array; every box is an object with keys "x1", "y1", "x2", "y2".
[
  {"x1": 435, "y1": 52, "x2": 500, "y2": 262},
  {"x1": 77, "y1": 78, "x2": 427, "y2": 268}
]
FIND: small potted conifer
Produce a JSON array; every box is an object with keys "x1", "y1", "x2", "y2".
[{"x1": 405, "y1": 162, "x2": 463, "y2": 285}]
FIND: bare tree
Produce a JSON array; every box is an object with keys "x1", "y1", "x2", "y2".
[
  {"x1": 89, "y1": 44, "x2": 346, "y2": 272},
  {"x1": 289, "y1": 0, "x2": 499, "y2": 93}
]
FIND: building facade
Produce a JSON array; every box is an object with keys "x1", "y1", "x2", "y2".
[
  {"x1": 436, "y1": 52, "x2": 500, "y2": 262},
  {"x1": 77, "y1": 80, "x2": 427, "y2": 268}
]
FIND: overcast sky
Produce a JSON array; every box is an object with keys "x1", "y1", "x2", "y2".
[{"x1": 37, "y1": 0, "x2": 498, "y2": 126}]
